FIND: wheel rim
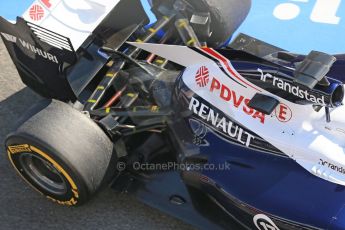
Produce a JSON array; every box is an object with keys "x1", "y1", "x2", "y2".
[{"x1": 19, "y1": 153, "x2": 68, "y2": 196}]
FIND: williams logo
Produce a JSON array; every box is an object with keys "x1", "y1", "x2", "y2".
[
  {"x1": 253, "y1": 214, "x2": 280, "y2": 230},
  {"x1": 258, "y1": 68, "x2": 325, "y2": 105},
  {"x1": 195, "y1": 66, "x2": 210, "y2": 87}
]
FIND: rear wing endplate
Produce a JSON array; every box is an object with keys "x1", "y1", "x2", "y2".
[{"x1": 0, "y1": 17, "x2": 77, "y2": 99}]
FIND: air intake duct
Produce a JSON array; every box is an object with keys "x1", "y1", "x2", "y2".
[{"x1": 293, "y1": 51, "x2": 344, "y2": 108}]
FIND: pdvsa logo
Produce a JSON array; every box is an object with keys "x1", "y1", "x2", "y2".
[
  {"x1": 28, "y1": 0, "x2": 53, "y2": 22},
  {"x1": 275, "y1": 103, "x2": 292, "y2": 123},
  {"x1": 253, "y1": 214, "x2": 280, "y2": 230},
  {"x1": 195, "y1": 66, "x2": 210, "y2": 88},
  {"x1": 29, "y1": 4, "x2": 45, "y2": 21}
]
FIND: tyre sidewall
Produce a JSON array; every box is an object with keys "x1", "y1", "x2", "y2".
[{"x1": 6, "y1": 135, "x2": 89, "y2": 206}]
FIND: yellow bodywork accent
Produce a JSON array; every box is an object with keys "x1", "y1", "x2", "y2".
[
  {"x1": 106, "y1": 72, "x2": 117, "y2": 78},
  {"x1": 155, "y1": 59, "x2": 164, "y2": 64},
  {"x1": 151, "y1": 106, "x2": 159, "y2": 112},
  {"x1": 106, "y1": 60, "x2": 114, "y2": 67},
  {"x1": 148, "y1": 28, "x2": 156, "y2": 33},
  {"x1": 178, "y1": 21, "x2": 187, "y2": 28},
  {"x1": 186, "y1": 39, "x2": 195, "y2": 46}
]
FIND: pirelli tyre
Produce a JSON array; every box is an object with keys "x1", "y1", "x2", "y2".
[
  {"x1": 5, "y1": 100, "x2": 115, "y2": 206},
  {"x1": 151, "y1": 0, "x2": 252, "y2": 47}
]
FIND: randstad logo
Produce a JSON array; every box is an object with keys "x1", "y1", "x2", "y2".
[{"x1": 258, "y1": 69, "x2": 325, "y2": 105}]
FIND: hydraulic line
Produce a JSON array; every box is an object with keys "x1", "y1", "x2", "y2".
[
  {"x1": 147, "y1": 27, "x2": 174, "y2": 63},
  {"x1": 84, "y1": 15, "x2": 175, "y2": 111},
  {"x1": 103, "y1": 85, "x2": 128, "y2": 108}
]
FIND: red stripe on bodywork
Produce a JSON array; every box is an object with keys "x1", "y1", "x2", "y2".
[
  {"x1": 202, "y1": 47, "x2": 261, "y2": 92},
  {"x1": 41, "y1": 0, "x2": 52, "y2": 8}
]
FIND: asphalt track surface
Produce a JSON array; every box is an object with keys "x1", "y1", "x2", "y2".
[{"x1": 0, "y1": 39, "x2": 195, "y2": 230}]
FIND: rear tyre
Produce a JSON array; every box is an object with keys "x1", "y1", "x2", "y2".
[
  {"x1": 152, "y1": 0, "x2": 252, "y2": 47},
  {"x1": 5, "y1": 100, "x2": 115, "y2": 206}
]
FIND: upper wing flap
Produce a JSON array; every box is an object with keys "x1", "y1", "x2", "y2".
[
  {"x1": 127, "y1": 42, "x2": 213, "y2": 67},
  {"x1": 23, "y1": 0, "x2": 121, "y2": 50}
]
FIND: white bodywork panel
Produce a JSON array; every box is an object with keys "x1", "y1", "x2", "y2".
[
  {"x1": 131, "y1": 42, "x2": 345, "y2": 186},
  {"x1": 128, "y1": 42, "x2": 213, "y2": 67},
  {"x1": 22, "y1": 0, "x2": 120, "y2": 50}
]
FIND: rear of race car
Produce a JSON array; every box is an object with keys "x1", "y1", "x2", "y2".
[
  {"x1": 5, "y1": 1, "x2": 345, "y2": 230},
  {"x1": 1, "y1": 0, "x2": 256, "y2": 223},
  {"x1": 0, "y1": 0, "x2": 149, "y2": 100},
  {"x1": 1, "y1": 0, "x2": 151, "y2": 206},
  {"x1": 0, "y1": 16, "x2": 76, "y2": 100}
]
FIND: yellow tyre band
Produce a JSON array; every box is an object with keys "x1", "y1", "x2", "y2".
[
  {"x1": 47, "y1": 196, "x2": 77, "y2": 206},
  {"x1": 8, "y1": 144, "x2": 31, "y2": 154},
  {"x1": 8, "y1": 145, "x2": 79, "y2": 200},
  {"x1": 29, "y1": 146, "x2": 78, "y2": 194},
  {"x1": 7, "y1": 150, "x2": 44, "y2": 195}
]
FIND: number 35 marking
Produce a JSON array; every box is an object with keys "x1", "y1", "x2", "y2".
[{"x1": 273, "y1": 0, "x2": 341, "y2": 25}]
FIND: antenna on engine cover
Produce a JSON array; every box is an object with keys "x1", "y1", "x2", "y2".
[{"x1": 325, "y1": 107, "x2": 331, "y2": 123}]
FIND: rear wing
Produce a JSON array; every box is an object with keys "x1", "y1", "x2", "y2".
[
  {"x1": 21, "y1": 0, "x2": 121, "y2": 50},
  {"x1": 0, "y1": 17, "x2": 77, "y2": 99},
  {"x1": 0, "y1": 0, "x2": 150, "y2": 100}
]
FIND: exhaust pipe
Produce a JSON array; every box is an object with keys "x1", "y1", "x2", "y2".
[{"x1": 324, "y1": 81, "x2": 344, "y2": 108}]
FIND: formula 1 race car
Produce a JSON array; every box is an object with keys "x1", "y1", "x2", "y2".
[{"x1": 2, "y1": 0, "x2": 345, "y2": 229}]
